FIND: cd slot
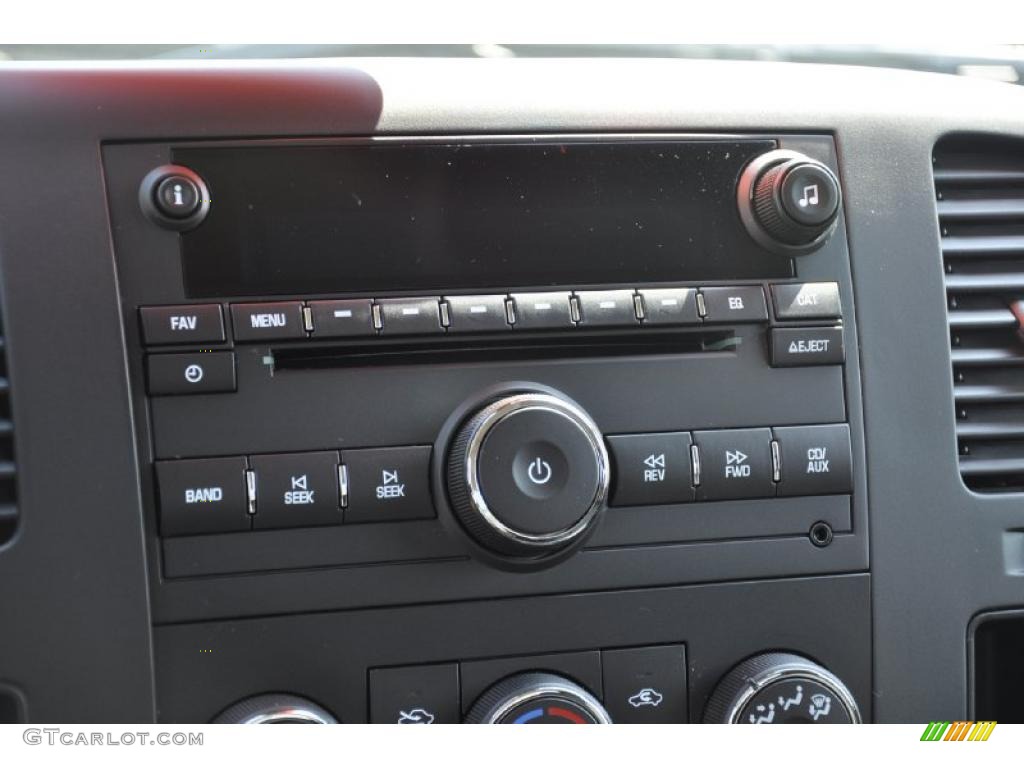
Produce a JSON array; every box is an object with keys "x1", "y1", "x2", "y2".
[{"x1": 272, "y1": 329, "x2": 739, "y2": 371}]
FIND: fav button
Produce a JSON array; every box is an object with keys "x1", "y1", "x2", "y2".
[
  {"x1": 140, "y1": 304, "x2": 225, "y2": 345},
  {"x1": 693, "y1": 428, "x2": 775, "y2": 501},
  {"x1": 342, "y1": 445, "x2": 434, "y2": 523},
  {"x1": 147, "y1": 351, "x2": 236, "y2": 395},
  {"x1": 156, "y1": 457, "x2": 249, "y2": 536},
  {"x1": 250, "y1": 451, "x2": 342, "y2": 529},
  {"x1": 607, "y1": 432, "x2": 694, "y2": 506},
  {"x1": 231, "y1": 302, "x2": 306, "y2": 341},
  {"x1": 774, "y1": 424, "x2": 852, "y2": 497}
]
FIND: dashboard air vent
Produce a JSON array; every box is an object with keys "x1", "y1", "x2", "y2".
[
  {"x1": 0, "y1": 299, "x2": 14, "y2": 544},
  {"x1": 936, "y1": 135, "x2": 1024, "y2": 492}
]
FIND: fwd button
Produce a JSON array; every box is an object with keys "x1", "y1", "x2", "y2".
[{"x1": 693, "y1": 428, "x2": 775, "y2": 501}]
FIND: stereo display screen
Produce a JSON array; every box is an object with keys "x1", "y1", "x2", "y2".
[{"x1": 176, "y1": 139, "x2": 790, "y2": 297}]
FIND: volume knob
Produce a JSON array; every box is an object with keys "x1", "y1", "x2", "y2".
[
  {"x1": 738, "y1": 150, "x2": 842, "y2": 255},
  {"x1": 446, "y1": 391, "x2": 609, "y2": 562}
]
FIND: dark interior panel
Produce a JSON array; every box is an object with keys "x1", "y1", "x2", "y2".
[{"x1": 0, "y1": 57, "x2": 1022, "y2": 724}]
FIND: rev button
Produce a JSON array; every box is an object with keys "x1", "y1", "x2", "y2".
[
  {"x1": 250, "y1": 452, "x2": 342, "y2": 529},
  {"x1": 607, "y1": 432, "x2": 694, "y2": 506}
]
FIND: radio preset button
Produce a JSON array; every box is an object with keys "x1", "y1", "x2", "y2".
[
  {"x1": 231, "y1": 302, "x2": 306, "y2": 341},
  {"x1": 250, "y1": 451, "x2": 342, "y2": 529},
  {"x1": 575, "y1": 289, "x2": 640, "y2": 327},
  {"x1": 157, "y1": 457, "x2": 249, "y2": 536},
  {"x1": 445, "y1": 294, "x2": 510, "y2": 333},
  {"x1": 376, "y1": 298, "x2": 443, "y2": 335},
  {"x1": 693, "y1": 428, "x2": 775, "y2": 501},
  {"x1": 342, "y1": 445, "x2": 434, "y2": 523},
  {"x1": 637, "y1": 288, "x2": 700, "y2": 326},
  {"x1": 607, "y1": 432, "x2": 694, "y2": 506},
  {"x1": 774, "y1": 424, "x2": 852, "y2": 497},
  {"x1": 308, "y1": 299, "x2": 376, "y2": 338},
  {"x1": 147, "y1": 351, "x2": 236, "y2": 395},
  {"x1": 140, "y1": 304, "x2": 225, "y2": 345},
  {"x1": 509, "y1": 292, "x2": 575, "y2": 329},
  {"x1": 771, "y1": 282, "x2": 842, "y2": 320},
  {"x1": 771, "y1": 326, "x2": 845, "y2": 366},
  {"x1": 700, "y1": 286, "x2": 768, "y2": 323}
]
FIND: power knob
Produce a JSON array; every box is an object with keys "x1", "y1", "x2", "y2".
[
  {"x1": 737, "y1": 150, "x2": 842, "y2": 255},
  {"x1": 466, "y1": 672, "x2": 612, "y2": 724},
  {"x1": 704, "y1": 652, "x2": 861, "y2": 724},
  {"x1": 445, "y1": 391, "x2": 610, "y2": 564}
]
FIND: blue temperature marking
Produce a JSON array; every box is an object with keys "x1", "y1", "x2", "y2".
[{"x1": 513, "y1": 708, "x2": 545, "y2": 724}]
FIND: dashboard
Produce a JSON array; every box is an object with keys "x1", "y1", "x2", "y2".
[{"x1": 0, "y1": 57, "x2": 1023, "y2": 724}]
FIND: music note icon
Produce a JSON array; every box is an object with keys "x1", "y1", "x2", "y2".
[{"x1": 798, "y1": 184, "x2": 819, "y2": 208}]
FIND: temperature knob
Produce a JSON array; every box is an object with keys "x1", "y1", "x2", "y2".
[
  {"x1": 704, "y1": 652, "x2": 861, "y2": 724},
  {"x1": 737, "y1": 150, "x2": 842, "y2": 255},
  {"x1": 446, "y1": 391, "x2": 610, "y2": 562},
  {"x1": 466, "y1": 672, "x2": 612, "y2": 724}
]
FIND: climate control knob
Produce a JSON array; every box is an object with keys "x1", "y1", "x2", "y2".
[
  {"x1": 466, "y1": 672, "x2": 612, "y2": 724},
  {"x1": 446, "y1": 391, "x2": 610, "y2": 561},
  {"x1": 704, "y1": 652, "x2": 861, "y2": 724},
  {"x1": 213, "y1": 693, "x2": 337, "y2": 724},
  {"x1": 737, "y1": 150, "x2": 842, "y2": 255}
]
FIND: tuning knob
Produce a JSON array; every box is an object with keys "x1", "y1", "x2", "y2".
[
  {"x1": 213, "y1": 694, "x2": 337, "y2": 724},
  {"x1": 737, "y1": 150, "x2": 841, "y2": 255},
  {"x1": 466, "y1": 672, "x2": 612, "y2": 724},
  {"x1": 446, "y1": 391, "x2": 610, "y2": 562},
  {"x1": 704, "y1": 652, "x2": 861, "y2": 724}
]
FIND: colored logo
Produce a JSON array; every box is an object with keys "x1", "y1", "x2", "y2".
[{"x1": 920, "y1": 721, "x2": 996, "y2": 741}]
